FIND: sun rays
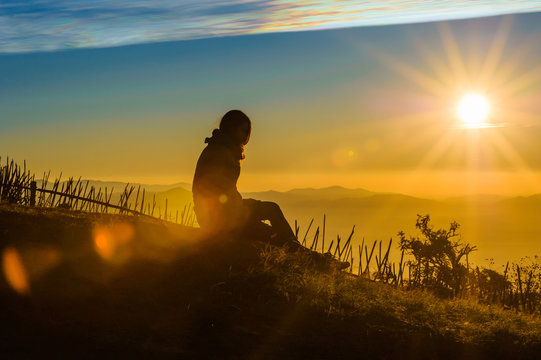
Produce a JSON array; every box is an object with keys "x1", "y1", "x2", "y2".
[{"x1": 365, "y1": 15, "x2": 541, "y2": 195}]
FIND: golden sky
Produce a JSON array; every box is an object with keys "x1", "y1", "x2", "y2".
[{"x1": 2, "y1": 13, "x2": 541, "y2": 197}]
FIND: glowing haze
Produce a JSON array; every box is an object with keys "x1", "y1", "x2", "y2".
[{"x1": 2, "y1": 9, "x2": 541, "y2": 197}]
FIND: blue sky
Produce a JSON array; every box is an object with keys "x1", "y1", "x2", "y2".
[{"x1": 1, "y1": 5, "x2": 541, "y2": 196}]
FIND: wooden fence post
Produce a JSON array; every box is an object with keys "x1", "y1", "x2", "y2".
[{"x1": 30, "y1": 181, "x2": 37, "y2": 207}]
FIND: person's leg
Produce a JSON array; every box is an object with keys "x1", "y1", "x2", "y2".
[
  {"x1": 240, "y1": 218, "x2": 275, "y2": 242},
  {"x1": 243, "y1": 199, "x2": 298, "y2": 244}
]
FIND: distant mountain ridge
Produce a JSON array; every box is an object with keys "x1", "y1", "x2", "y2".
[
  {"x1": 32, "y1": 180, "x2": 541, "y2": 263},
  {"x1": 37, "y1": 179, "x2": 192, "y2": 193},
  {"x1": 37, "y1": 179, "x2": 541, "y2": 206},
  {"x1": 39, "y1": 180, "x2": 541, "y2": 206},
  {"x1": 243, "y1": 185, "x2": 378, "y2": 203}
]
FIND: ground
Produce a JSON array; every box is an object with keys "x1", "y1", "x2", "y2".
[{"x1": 1, "y1": 204, "x2": 540, "y2": 359}]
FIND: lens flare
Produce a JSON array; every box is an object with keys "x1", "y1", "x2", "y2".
[
  {"x1": 93, "y1": 223, "x2": 135, "y2": 263},
  {"x1": 2, "y1": 247, "x2": 30, "y2": 295}
]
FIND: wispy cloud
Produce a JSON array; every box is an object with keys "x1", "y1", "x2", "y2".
[{"x1": 1, "y1": 0, "x2": 541, "y2": 53}]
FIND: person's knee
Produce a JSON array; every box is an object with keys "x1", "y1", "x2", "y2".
[
  {"x1": 267, "y1": 202, "x2": 285, "y2": 219},
  {"x1": 264, "y1": 201, "x2": 281, "y2": 212},
  {"x1": 250, "y1": 200, "x2": 283, "y2": 221}
]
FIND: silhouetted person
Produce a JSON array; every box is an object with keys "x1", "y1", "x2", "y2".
[{"x1": 192, "y1": 110, "x2": 299, "y2": 246}]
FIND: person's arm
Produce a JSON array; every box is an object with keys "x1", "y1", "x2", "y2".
[{"x1": 216, "y1": 154, "x2": 242, "y2": 204}]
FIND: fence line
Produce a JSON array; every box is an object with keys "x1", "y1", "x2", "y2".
[
  {"x1": 0, "y1": 157, "x2": 196, "y2": 226},
  {"x1": 18, "y1": 181, "x2": 146, "y2": 216}
]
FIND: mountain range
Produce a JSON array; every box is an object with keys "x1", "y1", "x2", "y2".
[{"x1": 51, "y1": 180, "x2": 541, "y2": 266}]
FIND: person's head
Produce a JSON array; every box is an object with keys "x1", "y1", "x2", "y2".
[{"x1": 219, "y1": 110, "x2": 251, "y2": 146}]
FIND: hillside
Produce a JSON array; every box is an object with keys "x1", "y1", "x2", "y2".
[{"x1": 1, "y1": 204, "x2": 541, "y2": 359}]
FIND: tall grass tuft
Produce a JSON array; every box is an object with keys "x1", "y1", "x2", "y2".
[{"x1": 0, "y1": 157, "x2": 196, "y2": 224}]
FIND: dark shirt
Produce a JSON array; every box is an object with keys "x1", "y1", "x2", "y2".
[{"x1": 192, "y1": 129, "x2": 244, "y2": 232}]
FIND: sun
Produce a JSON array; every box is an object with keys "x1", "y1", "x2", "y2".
[{"x1": 457, "y1": 93, "x2": 490, "y2": 128}]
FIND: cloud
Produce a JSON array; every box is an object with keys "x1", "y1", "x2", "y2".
[{"x1": 1, "y1": 0, "x2": 541, "y2": 53}]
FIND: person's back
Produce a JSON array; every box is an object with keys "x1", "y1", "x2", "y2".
[
  {"x1": 192, "y1": 127, "x2": 244, "y2": 234},
  {"x1": 193, "y1": 110, "x2": 251, "y2": 235}
]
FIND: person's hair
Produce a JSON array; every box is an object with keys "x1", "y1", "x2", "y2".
[{"x1": 219, "y1": 110, "x2": 251, "y2": 145}]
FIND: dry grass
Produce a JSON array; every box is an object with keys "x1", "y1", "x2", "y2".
[{"x1": 256, "y1": 244, "x2": 541, "y2": 349}]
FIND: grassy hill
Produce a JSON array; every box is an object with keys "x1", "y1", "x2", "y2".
[{"x1": 1, "y1": 204, "x2": 541, "y2": 359}]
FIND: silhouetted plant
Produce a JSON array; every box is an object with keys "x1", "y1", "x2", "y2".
[
  {"x1": 0, "y1": 157, "x2": 34, "y2": 204},
  {"x1": 509, "y1": 256, "x2": 541, "y2": 313},
  {"x1": 398, "y1": 214, "x2": 476, "y2": 297},
  {"x1": 474, "y1": 267, "x2": 510, "y2": 304}
]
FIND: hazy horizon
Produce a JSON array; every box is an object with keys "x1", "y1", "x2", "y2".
[
  {"x1": 32, "y1": 174, "x2": 541, "y2": 200},
  {"x1": 30, "y1": 175, "x2": 538, "y2": 266},
  {"x1": 26, "y1": 170, "x2": 541, "y2": 199}
]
